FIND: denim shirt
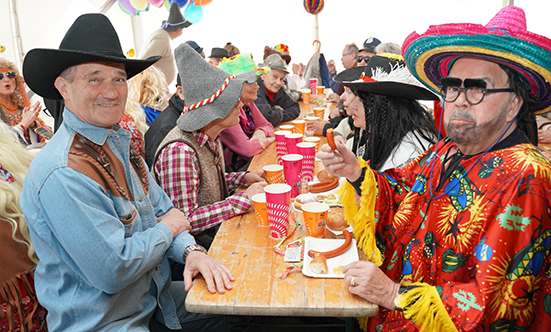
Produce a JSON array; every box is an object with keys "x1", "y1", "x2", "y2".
[{"x1": 21, "y1": 109, "x2": 195, "y2": 331}]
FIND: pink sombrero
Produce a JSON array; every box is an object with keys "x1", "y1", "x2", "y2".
[{"x1": 402, "y1": 5, "x2": 551, "y2": 115}]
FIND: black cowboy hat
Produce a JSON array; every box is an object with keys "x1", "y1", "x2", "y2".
[
  {"x1": 23, "y1": 13, "x2": 160, "y2": 100},
  {"x1": 209, "y1": 47, "x2": 229, "y2": 59},
  {"x1": 334, "y1": 54, "x2": 438, "y2": 101},
  {"x1": 162, "y1": 3, "x2": 192, "y2": 31}
]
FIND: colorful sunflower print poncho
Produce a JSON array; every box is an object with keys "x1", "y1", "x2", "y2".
[{"x1": 339, "y1": 136, "x2": 551, "y2": 332}]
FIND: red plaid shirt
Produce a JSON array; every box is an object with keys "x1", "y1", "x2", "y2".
[{"x1": 154, "y1": 131, "x2": 251, "y2": 234}]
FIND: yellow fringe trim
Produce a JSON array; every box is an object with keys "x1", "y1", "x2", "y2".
[
  {"x1": 398, "y1": 283, "x2": 458, "y2": 332},
  {"x1": 336, "y1": 158, "x2": 383, "y2": 266}
]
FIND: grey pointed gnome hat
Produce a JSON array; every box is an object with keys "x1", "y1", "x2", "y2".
[{"x1": 176, "y1": 43, "x2": 256, "y2": 132}]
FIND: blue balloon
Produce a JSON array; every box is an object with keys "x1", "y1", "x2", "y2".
[
  {"x1": 183, "y1": 3, "x2": 203, "y2": 24},
  {"x1": 169, "y1": 0, "x2": 189, "y2": 7}
]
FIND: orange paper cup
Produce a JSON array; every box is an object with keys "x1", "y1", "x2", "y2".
[
  {"x1": 279, "y1": 124, "x2": 295, "y2": 132},
  {"x1": 263, "y1": 164, "x2": 284, "y2": 184},
  {"x1": 251, "y1": 193, "x2": 269, "y2": 227},
  {"x1": 313, "y1": 107, "x2": 325, "y2": 119},
  {"x1": 317, "y1": 86, "x2": 325, "y2": 95},
  {"x1": 292, "y1": 119, "x2": 306, "y2": 135},
  {"x1": 302, "y1": 202, "x2": 329, "y2": 238},
  {"x1": 302, "y1": 90, "x2": 311, "y2": 103},
  {"x1": 304, "y1": 136, "x2": 321, "y2": 154}
]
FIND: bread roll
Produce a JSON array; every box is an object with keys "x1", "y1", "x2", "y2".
[
  {"x1": 327, "y1": 212, "x2": 347, "y2": 231},
  {"x1": 309, "y1": 254, "x2": 328, "y2": 274},
  {"x1": 317, "y1": 170, "x2": 336, "y2": 182}
]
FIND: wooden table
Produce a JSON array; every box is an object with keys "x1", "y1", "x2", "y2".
[{"x1": 185, "y1": 100, "x2": 378, "y2": 326}]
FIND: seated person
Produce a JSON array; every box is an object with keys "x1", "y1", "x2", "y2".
[
  {"x1": 218, "y1": 54, "x2": 275, "y2": 172},
  {"x1": 144, "y1": 75, "x2": 185, "y2": 168},
  {"x1": 355, "y1": 36, "x2": 381, "y2": 66},
  {"x1": 128, "y1": 65, "x2": 169, "y2": 125},
  {"x1": 255, "y1": 54, "x2": 300, "y2": 127},
  {"x1": 320, "y1": 7, "x2": 551, "y2": 331},
  {"x1": 21, "y1": 14, "x2": 233, "y2": 331},
  {"x1": 208, "y1": 47, "x2": 229, "y2": 66},
  {"x1": 375, "y1": 42, "x2": 401, "y2": 55},
  {"x1": 333, "y1": 54, "x2": 438, "y2": 170},
  {"x1": 0, "y1": 122, "x2": 47, "y2": 331},
  {"x1": 153, "y1": 44, "x2": 267, "y2": 249},
  {"x1": 333, "y1": 87, "x2": 358, "y2": 151},
  {"x1": 0, "y1": 58, "x2": 52, "y2": 148}
]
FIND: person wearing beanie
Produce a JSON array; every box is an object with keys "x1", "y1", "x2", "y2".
[{"x1": 139, "y1": 2, "x2": 191, "y2": 86}]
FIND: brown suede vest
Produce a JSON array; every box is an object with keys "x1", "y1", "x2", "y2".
[
  {"x1": 66, "y1": 133, "x2": 149, "y2": 214},
  {"x1": 153, "y1": 127, "x2": 228, "y2": 207}
]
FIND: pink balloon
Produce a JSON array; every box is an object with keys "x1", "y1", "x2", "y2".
[{"x1": 147, "y1": 0, "x2": 165, "y2": 7}]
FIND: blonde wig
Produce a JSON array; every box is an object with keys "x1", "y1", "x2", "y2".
[
  {"x1": 0, "y1": 122, "x2": 37, "y2": 263},
  {"x1": 0, "y1": 57, "x2": 26, "y2": 108},
  {"x1": 128, "y1": 65, "x2": 169, "y2": 111},
  {"x1": 125, "y1": 98, "x2": 149, "y2": 134}
]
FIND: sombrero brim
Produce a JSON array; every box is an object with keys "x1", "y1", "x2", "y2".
[
  {"x1": 334, "y1": 66, "x2": 438, "y2": 101},
  {"x1": 23, "y1": 49, "x2": 160, "y2": 100},
  {"x1": 403, "y1": 29, "x2": 551, "y2": 114},
  {"x1": 177, "y1": 71, "x2": 257, "y2": 132}
]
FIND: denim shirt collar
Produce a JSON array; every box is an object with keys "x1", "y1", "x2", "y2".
[{"x1": 63, "y1": 108, "x2": 129, "y2": 145}]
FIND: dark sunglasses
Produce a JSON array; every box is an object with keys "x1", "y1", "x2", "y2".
[
  {"x1": 356, "y1": 56, "x2": 371, "y2": 63},
  {"x1": 0, "y1": 71, "x2": 16, "y2": 80}
]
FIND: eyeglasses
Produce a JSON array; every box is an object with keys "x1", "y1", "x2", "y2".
[
  {"x1": 0, "y1": 71, "x2": 16, "y2": 80},
  {"x1": 341, "y1": 52, "x2": 354, "y2": 58},
  {"x1": 439, "y1": 77, "x2": 513, "y2": 105},
  {"x1": 356, "y1": 56, "x2": 371, "y2": 63}
]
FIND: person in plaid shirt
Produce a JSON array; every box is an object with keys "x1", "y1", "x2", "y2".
[{"x1": 153, "y1": 44, "x2": 267, "y2": 250}]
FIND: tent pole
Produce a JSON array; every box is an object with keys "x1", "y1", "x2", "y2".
[
  {"x1": 312, "y1": 14, "x2": 319, "y2": 53},
  {"x1": 8, "y1": 0, "x2": 25, "y2": 67},
  {"x1": 100, "y1": 0, "x2": 117, "y2": 14}
]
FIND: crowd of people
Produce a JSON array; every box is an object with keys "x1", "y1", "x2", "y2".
[{"x1": 1, "y1": 3, "x2": 550, "y2": 332}]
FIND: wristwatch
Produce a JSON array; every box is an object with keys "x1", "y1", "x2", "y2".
[{"x1": 183, "y1": 244, "x2": 207, "y2": 263}]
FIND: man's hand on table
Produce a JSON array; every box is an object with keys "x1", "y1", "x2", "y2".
[
  {"x1": 184, "y1": 251, "x2": 235, "y2": 294},
  {"x1": 307, "y1": 120, "x2": 329, "y2": 136},
  {"x1": 244, "y1": 170, "x2": 266, "y2": 184},
  {"x1": 250, "y1": 129, "x2": 272, "y2": 149},
  {"x1": 157, "y1": 208, "x2": 191, "y2": 237},
  {"x1": 343, "y1": 261, "x2": 400, "y2": 310},
  {"x1": 318, "y1": 141, "x2": 362, "y2": 182}
]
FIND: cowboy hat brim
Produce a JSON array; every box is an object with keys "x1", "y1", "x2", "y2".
[
  {"x1": 23, "y1": 48, "x2": 160, "y2": 100},
  {"x1": 334, "y1": 66, "x2": 439, "y2": 101},
  {"x1": 177, "y1": 71, "x2": 257, "y2": 132}
]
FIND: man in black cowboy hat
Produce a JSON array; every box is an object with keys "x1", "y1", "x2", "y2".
[
  {"x1": 21, "y1": 13, "x2": 233, "y2": 332},
  {"x1": 139, "y1": 2, "x2": 191, "y2": 86},
  {"x1": 208, "y1": 47, "x2": 229, "y2": 66}
]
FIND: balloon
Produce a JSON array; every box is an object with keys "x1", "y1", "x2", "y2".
[
  {"x1": 119, "y1": 0, "x2": 139, "y2": 15},
  {"x1": 169, "y1": 0, "x2": 189, "y2": 7},
  {"x1": 303, "y1": 0, "x2": 324, "y2": 15},
  {"x1": 183, "y1": 3, "x2": 203, "y2": 24},
  {"x1": 130, "y1": 0, "x2": 148, "y2": 10},
  {"x1": 195, "y1": 0, "x2": 212, "y2": 5},
  {"x1": 147, "y1": 0, "x2": 165, "y2": 7}
]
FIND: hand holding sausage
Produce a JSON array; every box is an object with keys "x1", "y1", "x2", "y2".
[{"x1": 318, "y1": 142, "x2": 363, "y2": 182}]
